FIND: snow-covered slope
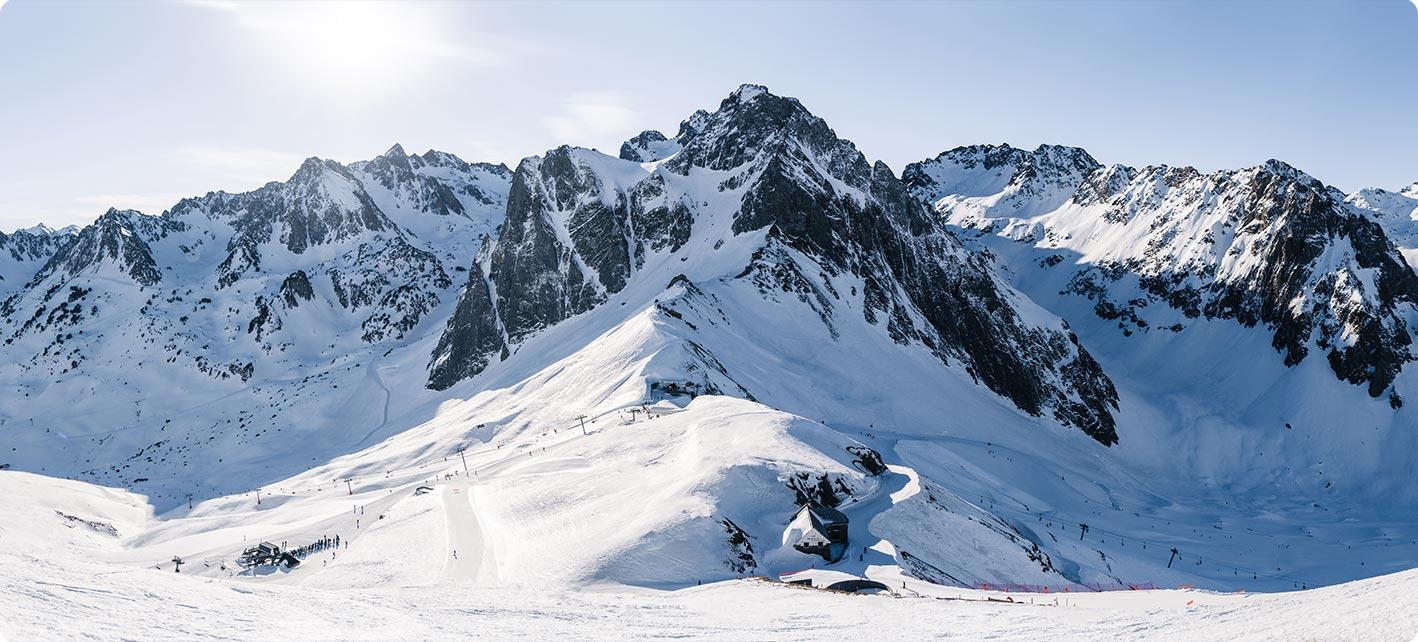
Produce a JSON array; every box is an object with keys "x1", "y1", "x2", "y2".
[{"x1": 5, "y1": 463, "x2": 1418, "y2": 641}]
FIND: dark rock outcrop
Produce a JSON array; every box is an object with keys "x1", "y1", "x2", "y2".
[
  {"x1": 27, "y1": 209, "x2": 168, "y2": 288},
  {"x1": 280, "y1": 270, "x2": 315, "y2": 307}
]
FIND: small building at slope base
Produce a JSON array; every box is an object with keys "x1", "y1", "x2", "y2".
[{"x1": 785, "y1": 502, "x2": 849, "y2": 562}]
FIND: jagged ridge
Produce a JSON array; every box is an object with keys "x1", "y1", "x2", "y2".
[
  {"x1": 429, "y1": 85, "x2": 1121, "y2": 444},
  {"x1": 907, "y1": 145, "x2": 1418, "y2": 400}
]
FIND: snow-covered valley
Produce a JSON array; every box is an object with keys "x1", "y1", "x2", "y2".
[
  {"x1": 5, "y1": 469, "x2": 1418, "y2": 641},
  {"x1": 3, "y1": 85, "x2": 1418, "y2": 640}
]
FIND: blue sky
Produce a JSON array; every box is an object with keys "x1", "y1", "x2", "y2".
[{"x1": 1, "y1": 0, "x2": 1415, "y2": 230}]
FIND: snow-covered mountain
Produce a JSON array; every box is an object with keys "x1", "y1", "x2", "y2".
[
  {"x1": 0, "y1": 145, "x2": 510, "y2": 495},
  {"x1": 906, "y1": 144, "x2": 1418, "y2": 402},
  {"x1": 0, "y1": 223, "x2": 77, "y2": 292},
  {"x1": 430, "y1": 85, "x2": 1118, "y2": 443},
  {"x1": 3, "y1": 86, "x2": 1416, "y2": 606},
  {"x1": 1348, "y1": 180, "x2": 1418, "y2": 269}
]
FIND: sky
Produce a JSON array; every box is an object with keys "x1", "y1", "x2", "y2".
[{"x1": 0, "y1": 0, "x2": 1416, "y2": 231}]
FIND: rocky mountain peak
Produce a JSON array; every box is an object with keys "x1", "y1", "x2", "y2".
[
  {"x1": 618, "y1": 130, "x2": 680, "y2": 163},
  {"x1": 414, "y1": 148, "x2": 510, "y2": 180},
  {"x1": 28, "y1": 208, "x2": 166, "y2": 288},
  {"x1": 529, "y1": 146, "x2": 607, "y2": 212},
  {"x1": 0, "y1": 222, "x2": 78, "y2": 290},
  {"x1": 904, "y1": 143, "x2": 1101, "y2": 222},
  {"x1": 901, "y1": 142, "x2": 1100, "y2": 196},
  {"x1": 1257, "y1": 158, "x2": 1309, "y2": 181},
  {"x1": 675, "y1": 109, "x2": 712, "y2": 142},
  {"x1": 371, "y1": 143, "x2": 414, "y2": 173},
  {"x1": 904, "y1": 143, "x2": 1097, "y2": 184},
  {"x1": 357, "y1": 144, "x2": 418, "y2": 184},
  {"x1": 728, "y1": 82, "x2": 770, "y2": 103},
  {"x1": 1032, "y1": 144, "x2": 1102, "y2": 176},
  {"x1": 19, "y1": 223, "x2": 56, "y2": 236},
  {"x1": 429, "y1": 86, "x2": 1121, "y2": 444},
  {"x1": 288, "y1": 156, "x2": 347, "y2": 185},
  {"x1": 6, "y1": 222, "x2": 78, "y2": 244},
  {"x1": 664, "y1": 84, "x2": 860, "y2": 178},
  {"x1": 1248, "y1": 159, "x2": 1345, "y2": 203},
  {"x1": 1233, "y1": 161, "x2": 1357, "y2": 233},
  {"x1": 911, "y1": 141, "x2": 1418, "y2": 402}
]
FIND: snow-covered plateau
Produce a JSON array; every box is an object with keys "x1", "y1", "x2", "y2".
[{"x1": 2, "y1": 85, "x2": 1417, "y2": 640}]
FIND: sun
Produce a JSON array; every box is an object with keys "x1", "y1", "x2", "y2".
[{"x1": 229, "y1": 2, "x2": 456, "y2": 94}]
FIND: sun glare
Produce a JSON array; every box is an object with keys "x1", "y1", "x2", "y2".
[{"x1": 235, "y1": 2, "x2": 455, "y2": 94}]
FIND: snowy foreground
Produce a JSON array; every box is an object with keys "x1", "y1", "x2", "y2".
[
  {"x1": 3, "y1": 470, "x2": 1416, "y2": 641},
  {"x1": 7, "y1": 558, "x2": 1418, "y2": 641}
]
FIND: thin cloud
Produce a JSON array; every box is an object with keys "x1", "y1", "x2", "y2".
[
  {"x1": 174, "y1": 146, "x2": 310, "y2": 186},
  {"x1": 543, "y1": 92, "x2": 640, "y2": 145},
  {"x1": 74, "y1": 193, "x2": 186, "y2": 215},
  {"x1": 1, "y1": 206, "x2": 98, "y2": 232},
  {"x1": 180, "y1": 0, "x2": 506, "y2": 69},
  {"x1": 452, "y1": 140, "x2": 519, "y2": 168},
  {"x1": 177, "y1": 0, "x2": 241, "y2": 12}
]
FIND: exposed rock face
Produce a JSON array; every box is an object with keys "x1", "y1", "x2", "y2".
[
  {"x1": 0, "y1": 145, "x2": 516, "y2": 497},
  {"x1": 159, "y1": 146, "x2": 513, "y2": 348},
  {"x1": 181, "y1": 158, "x2": 397, "y2": 288},
  {"x1": 0, "y1": 225, "x2": 77, "y2": 293},
  {"x1": 426, "y1": 148, "x2": 624, "y2": 389},
  {"x1": 427, "y1": 143, "x2": 697, "y2": 390},
  {"x1": 903, "y1": 144, "x2": 1101, "y2": 221},
  {"x1": 28, "y1": 208, "x2": 169, "y2": 288},
  {"x1": 279, "y1": 270, "x2": 314, "y2": 307},
  {"x1": 354, "y1": 144, "x2": 512, "y2": 220},
  {"x1": 618, "y1": 130, "x2": 682, "y2": 163},
  {"x1": 427, "y1": 246, "x2": 505, "y2": 387},
  {"x1": 908, "y1": 146, "x2": 1418, "y2": 399},
  {"x1": 489, "y1": 149, "x2": 611, "y2": 338},
  {"x1": 1, "y1": 146, "x2": 511, "y2": 383},
  {"x1": 429, "y1": 85, "x2": 1121, "y2": 444},
  {"x1": 1348, "y1": 182, "x2": 1418, "y2": 270}
]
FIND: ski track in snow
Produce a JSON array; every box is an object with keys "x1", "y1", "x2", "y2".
[
  {"x1": 830, "y1": 464, "x2": 922, "y2": 581},
  {"x1": 351, "y1": 358, "x2": 393, "y2": 449},
  {"x1": 440, "y1": 482, "x2": 489, "y2": 583}
]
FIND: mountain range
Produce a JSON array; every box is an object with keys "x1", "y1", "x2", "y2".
[{"x1": 3, "y1": 85, "x2": 1416, "y2": 593}]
